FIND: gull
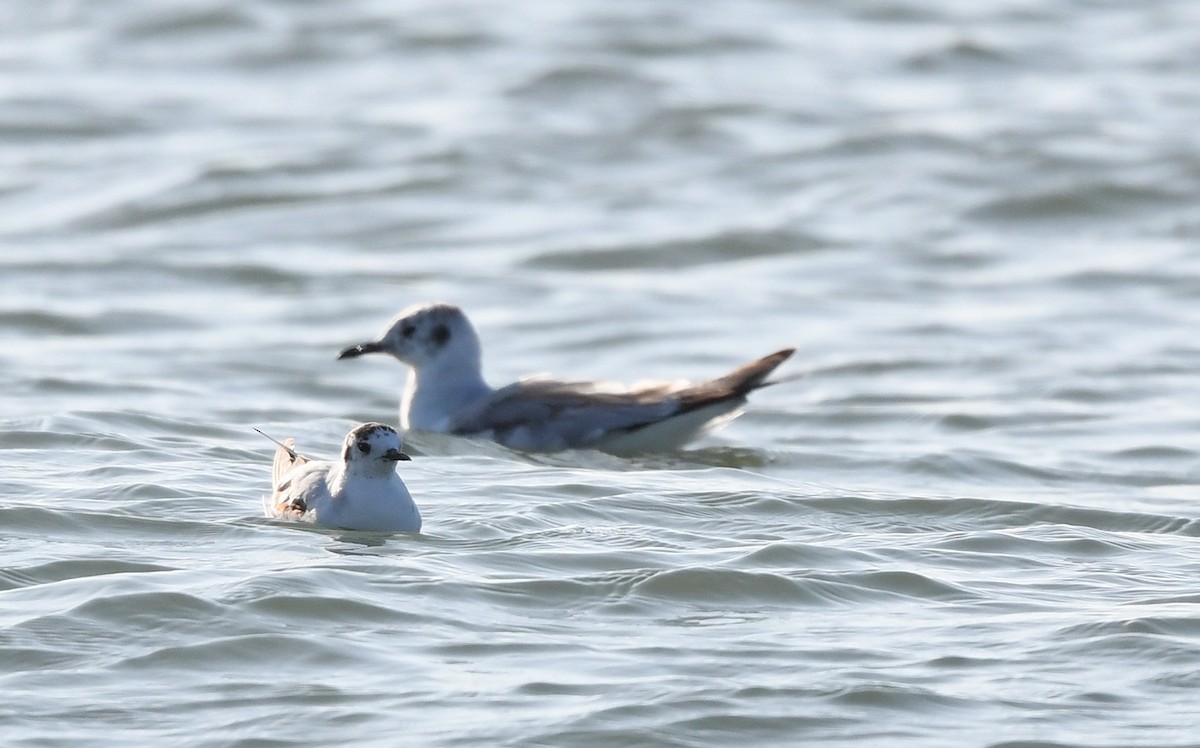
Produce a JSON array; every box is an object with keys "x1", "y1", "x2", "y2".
[
  {"x1": 337, "y1": 302, "x2": 795, "y2": 454},
  {"x1": 257, "y1": 422, "x2": 421, "y2": 532}
]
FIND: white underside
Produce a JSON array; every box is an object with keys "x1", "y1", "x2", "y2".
[
  {"x1": 588, "y1": 400, "x2": 746, "y2": 455},
  {"x1": 266, "y1": 461, "x2": 421, "y2": 533}
]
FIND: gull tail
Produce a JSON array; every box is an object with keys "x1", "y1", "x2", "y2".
[
  {"x1": 679, "y1": 347, "x2": 796, "y2": 408},
  {"x1": 253, "y1": 427, "x2": 307, "y2": 487},
  {"x1": 718, "y1": 347, "x2": 796, "y2": 392},
  {"x1": 598, "y1": 348, "x2": 797, "y2": 454}
]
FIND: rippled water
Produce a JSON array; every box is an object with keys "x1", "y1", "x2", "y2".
[{"x1": 4, "y1": 1, "x2": 1200, "y2": 745}]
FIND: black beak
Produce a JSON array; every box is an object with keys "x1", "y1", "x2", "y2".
[
  {"x1": 338, "y1": 341, "x2": 386, "y2": 360},
  {"x1": 384, "y1": 448, "x2": 412, "y2": 461}
]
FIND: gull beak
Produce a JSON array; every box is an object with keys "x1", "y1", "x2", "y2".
[
  {"x1": 384, "y1": 448, "x2": 412, "y2": 462},
  {"x1": 338, "y1": 341, "x2": 386, "y2": 360}
]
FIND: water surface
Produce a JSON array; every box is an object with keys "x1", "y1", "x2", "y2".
[{"x1": 3, "y1": 1, "x2": 1200, "y2": 745}]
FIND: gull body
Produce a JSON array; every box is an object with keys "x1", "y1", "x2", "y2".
[
  {"x1": 338, "y1": 303, "x2": 794, "y2": 454},
  {"x1": 266, "y1": 422, "x2": 421, "y2": 532}
]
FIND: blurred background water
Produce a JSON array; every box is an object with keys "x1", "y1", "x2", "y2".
[{"x1": 3, "y1": 0, "x2": 1200, "y2": 745}]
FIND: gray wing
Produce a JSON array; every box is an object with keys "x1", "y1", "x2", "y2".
[
  {"x1": 447, "y1": 348, "x2": 795, "y2": 450},
  {"x1": 447, "y1": 378, "x2": 680, "y2": 449}
]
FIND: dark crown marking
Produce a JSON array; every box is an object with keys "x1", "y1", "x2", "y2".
[{"x1": 343, "y1": 423, "x2": 399, "y2": 461}]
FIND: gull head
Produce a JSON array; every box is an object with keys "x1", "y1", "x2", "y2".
[
  {"x1": 340, "y1": 422, "x2": 411, "y2": 470},
  {"x1": 338, "y1": 302, "x2": 481, "y2": 370}
]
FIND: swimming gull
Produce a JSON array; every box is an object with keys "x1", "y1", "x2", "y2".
[
  {"x1": 258, "y1": 422, "x2": 421, "y2": 532},
  {"x1": 337, "y1": 302, "x2": 795, "y2": 454}
]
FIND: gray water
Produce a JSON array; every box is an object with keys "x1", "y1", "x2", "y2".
[{"x1": 4, "y1": 1, "x2": 1200, "y2": 745}]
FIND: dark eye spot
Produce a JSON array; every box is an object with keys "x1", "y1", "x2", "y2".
[
  {"x1": 431, "y1": 324, "x2": 450, "y2": 346},
  {"x1": 357, "y1": 440, "x2": 370, "y2": 455},
  {"x1": 400, "y1": 324, "x2": 415, "y2": 338}
]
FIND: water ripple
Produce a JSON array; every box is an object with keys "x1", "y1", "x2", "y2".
[{"x1": 4, "y1": 0, "x2": 1200, "y2": 744}]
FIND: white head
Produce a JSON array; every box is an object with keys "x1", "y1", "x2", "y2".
[
  {"x1": 338, "y1": 302, "x2": 482, "y2": 371},
  {"x1": 341, "y1": 422, "x2": 411, "y2": 476}
]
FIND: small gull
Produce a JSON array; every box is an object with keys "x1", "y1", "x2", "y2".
[
  {"x1": 337, "y1": 302, "x2": 795, "y2": 453},
  {"x1": 257, "y1": 422, "x2": 421, "y2": 532}
]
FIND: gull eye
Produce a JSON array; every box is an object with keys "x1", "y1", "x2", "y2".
[
  {"x1": 357, "y1": 440, "x2": 370, "y2": 454},
  {"x1": 400, "y1": 324, "x2": 416, "y2": 338}
]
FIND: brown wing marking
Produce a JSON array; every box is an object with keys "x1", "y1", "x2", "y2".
[{"x1": 271, "y1": 438, "x2": 311, "y2": 517}]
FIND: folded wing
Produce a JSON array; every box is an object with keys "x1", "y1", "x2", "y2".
[
  {"x1": 271, "y1": 438, "x2": 312, "y2": 516},
  {"x1": 448, "y1": 348, "x2": 795, "y2": 451}
]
